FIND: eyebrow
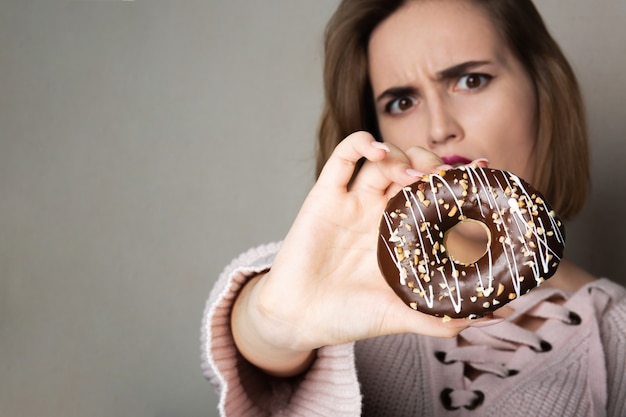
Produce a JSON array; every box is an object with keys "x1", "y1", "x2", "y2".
[
  {"x1": 375, "y1": 86, "x2": 418, "y2": 104},
  {"x1": 437, "y1": 60, "x2": 491, "y2": 80},
  {"x1": 375, "y1": 60, "x2": 492, "y2": 104}
]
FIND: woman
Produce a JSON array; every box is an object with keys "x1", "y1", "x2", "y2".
[{"x1": 201, "y1": 0, "x2": 626, "y2": 415}]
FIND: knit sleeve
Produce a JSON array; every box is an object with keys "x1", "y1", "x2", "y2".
[
  {"x1": 200, "y1": 242, "x2": 362, "y2": 416},
  {"x1": 599, "y1": 283, "x2": 626, "y2": 417}
]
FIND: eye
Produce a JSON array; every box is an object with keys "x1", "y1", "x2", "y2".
[
  {"x1": 456, "y1": 73, "x2": 492, "y2": 91},
  {"x1": 385, "y1": 96, "x2": 417, "y2": 114}
]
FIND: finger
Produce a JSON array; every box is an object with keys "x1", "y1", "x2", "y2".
[
  {"x1": 316, "y1": 131, "x2": 390, "y2": 192},
  {"x1": 404, "y1": 146, "x2": 447, "y2": 174},
  {"x1": 377, "y1": 292, "x2": 504, "y2": 338},
  {"x1": 352, "y1": 142, "x2": 423, "y2": 195},
  {"x1": 470, "y1": 158, "x2": 490, "y2": 168},
  {"x1": 360, "y1": 144, "x2": 439, "y2": 198},
  {"x1": 375, "y1": 290, "x2": 467, "y2": 337}
]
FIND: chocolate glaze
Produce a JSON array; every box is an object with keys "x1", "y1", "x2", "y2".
[{"x1": 377, "y1": 166, "x2": 565, "y2": 319}]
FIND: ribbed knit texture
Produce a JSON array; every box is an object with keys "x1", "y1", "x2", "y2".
[
  {"x1": 601, "y1": 296, "x2": 626, "y2": 417},
  {"x1": 201, "y1": 243, "x2": 626, "y2": 416},
  {"x1": 200, "y1": 242, "x2": 362, "y2": 416},
  {"x1": 355, "y1": 332, "x2": 433, "y2": 416}
]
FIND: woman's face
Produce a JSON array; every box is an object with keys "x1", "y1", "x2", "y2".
[{"x1": 368, "y1": 0, "x2": 538, "y2": 182}]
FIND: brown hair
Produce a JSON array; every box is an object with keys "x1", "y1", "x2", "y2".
[{"x1": 316, "y1": 0, "x2": 589, "y2": 220}]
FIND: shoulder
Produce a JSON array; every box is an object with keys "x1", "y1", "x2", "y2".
[
  {"x1": 589, "y1": 278, "x2": 626, "y2": 306},
  {"x1": 592, "y1": 279, "x2": 626, "y2": 341}
]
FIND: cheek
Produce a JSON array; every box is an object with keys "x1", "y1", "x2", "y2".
[
  {"x1": 500, "y1": 90, "x2": 537, "y2": 164},
  {"x1": 464, "y1": 94, "x2": 536, "y2": 176},
  {"x1": 479, "y1": 88, "x2": 536, "y2": 145},
  {"x1": 477, "y1": 99, "x2": 536, "y2": 177}
]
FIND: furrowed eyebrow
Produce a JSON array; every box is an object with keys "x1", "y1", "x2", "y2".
[
  {"x1": 376, "y1": 86, "x2": 418, "y2": 104},
  {"x1": 375, "y1": 60, "x2": 492, "y2": 104},
  {"x1": 436, "y1": 60, "x2": 491, "y2": 80}
]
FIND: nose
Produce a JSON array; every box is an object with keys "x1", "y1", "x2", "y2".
[{"x1": 425, "y1": 95, "x2": 463, "y2": 146}]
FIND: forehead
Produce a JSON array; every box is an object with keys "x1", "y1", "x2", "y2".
[{"x1": 368, "y1": 1, "x2": 510, "y2": 85}]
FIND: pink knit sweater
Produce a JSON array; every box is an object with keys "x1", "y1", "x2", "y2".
[{"x1": 201, "y1": 242, "x2": 626, "y2": 416}]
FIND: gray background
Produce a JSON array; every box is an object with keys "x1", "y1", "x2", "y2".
[{"x1": 1, "y1": 1, "x2": 624, "y2": 416}]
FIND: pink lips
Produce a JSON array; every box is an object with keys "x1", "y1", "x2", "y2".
[{"x1": 441, "y1": 155, "x2": 473, "y2": 167}]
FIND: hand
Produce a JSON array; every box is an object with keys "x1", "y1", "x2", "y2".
[{"x1": 232, "y1": 131, "x2": 492, "y2": 376}]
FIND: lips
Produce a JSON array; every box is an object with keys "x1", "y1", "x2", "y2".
[{"x1": 441, "y1": 155, "x2": 473, "y2": 167}]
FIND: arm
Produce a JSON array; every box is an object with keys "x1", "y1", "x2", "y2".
[
  {"x1": 200, "y1": 243, "x2": 361, "y2": 416},
  {"x1": 231, "y1": 273, "x2": 317, "y2": 378},
  {"x1": 203, "y1": 132, "x2": 492, "y2": 415},
  {"x1": 228, "y1": 132, "x2": 483, "y2": 378}
]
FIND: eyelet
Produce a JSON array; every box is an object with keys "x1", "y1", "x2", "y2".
[
  {"x1": 465, "y1": 390, "x2": 485, "y2": 410},
  {"x1": 531, "y1": 340, "x2": 552, "y2": 352},
  {"x1": 435, "y1": 351, "x2": 456, "y2": 364},
  {"x1": 567, "y1": 311, "x2": 582, "y2": 325},
  {"x1": 440, "y1": 388, "x2": 485, "y2": 410},
  {"x1": 440, "y1": 388, "x2": 460, "y2": 410}
]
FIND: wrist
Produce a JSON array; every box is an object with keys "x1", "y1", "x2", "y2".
[{"x1": 231, "y1": 273, "x2": 316, "y2": 377}]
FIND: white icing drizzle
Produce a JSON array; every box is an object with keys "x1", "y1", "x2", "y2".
[{"x1": 380, "y1": 166, "x2": 565, "y2": 315}]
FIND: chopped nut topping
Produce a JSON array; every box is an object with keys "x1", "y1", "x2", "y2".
[{"x1": 497, "y1": 283, "x2": 505, "y2": 296}]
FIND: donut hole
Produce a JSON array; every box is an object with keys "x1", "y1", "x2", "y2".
[{"x1": 443, "y1": 219, "x2": 491, "y2": 264}]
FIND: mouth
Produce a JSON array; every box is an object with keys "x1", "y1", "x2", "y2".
[{"x1": 441, "y1": 155, "x2": 473, "y2": 168}]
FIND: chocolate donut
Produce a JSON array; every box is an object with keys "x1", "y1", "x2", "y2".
[{"x1": 377, "y1": 165, "x2": 565, "y2": 319}]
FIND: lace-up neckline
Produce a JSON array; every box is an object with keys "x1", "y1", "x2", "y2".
[
  {"x1": 354, "y1": 278, "x2": 622, "y2": 417},
  {"x1": 435, "y1": 287, "x2": 582, "y2": 411}
]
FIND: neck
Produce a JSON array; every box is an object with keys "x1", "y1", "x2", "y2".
[{"x1": 538, "y1": 259, "x2": 596, "y2": 292}]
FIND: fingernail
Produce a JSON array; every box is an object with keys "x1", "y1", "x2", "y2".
[
  {"x1": 435, "y1": 164, "x2": 453, "y2": 171},
  {"x1": 471, "y1": 158, "x2": 489, "y2": 168},
  {"x1": 371, "y1": 141, "x2": 390, "y2": 152},
  {"x1": 468, "y1": 317, "x2": 505, "y2": 328},
  {"x1": 406, "y1": 168, "x2": 426, "y2": 177}
]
